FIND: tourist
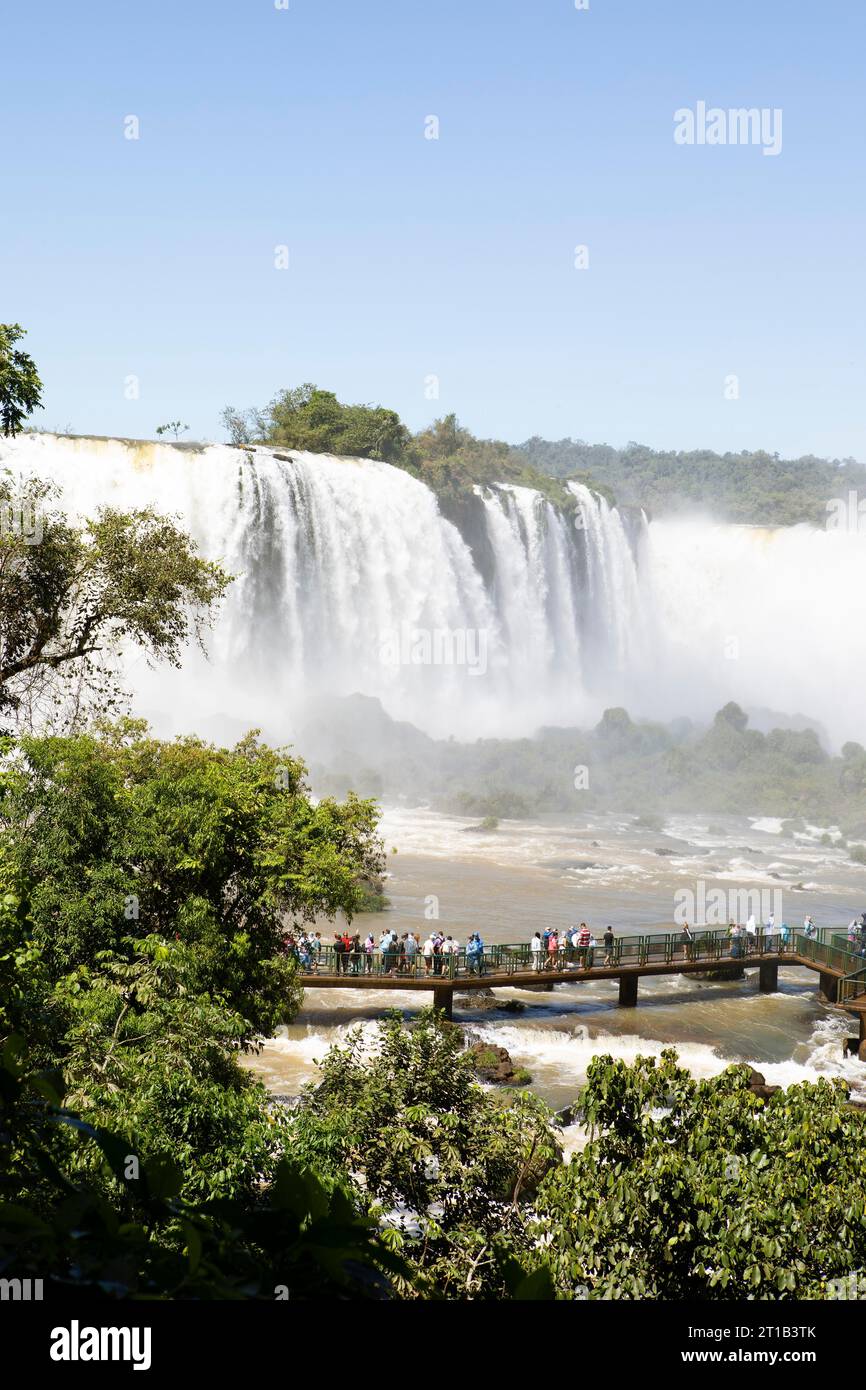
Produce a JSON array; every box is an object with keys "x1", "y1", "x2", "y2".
[
  {"x1": 577, "y1": 922, "x2": 592, "y2": 968},
  {"x1": 364, "y1": 932, "x2": 375, "y2": 973},
  {"x1": 531, "y1": 931, "x2": 543, "y2": 971},
  {"x1": 349, "y1": 932, "x2": 362, "y2": 975},
  {"x1": 803, "y1": 915, "x2": 817, "y2": 939},
  {"x1": 442, "y1": 935, "x2": 458, "y2": 975},
  {"x1": 465, "y1": 934, "x2": 476, "y2": 975},
  {"x1": 405, "y1": 931, "x2": 418, "y2": 973},
  {"x1": 780, "y1": 921, "x2": 791, "y2": 952},
  {"x1": 467, "y1": 932, "x2": 484, "y2": 976},
  {"x1": 603, "y1": 924, "x2": 615, "y2": 967},
  {"x1": 423, "y1": 934, "x2": 435, "y2": 975},
  {"x1": 680, "y1": 921, "x2": 694, "y2": 961},
  {"x1": 546, "y1": 929, "x2": 559, "y2": 971},
  {"x1": 569, "y1": 924, "x2": 581, "y2": 963},
  {"x1": 432, "y1": 933, "x2": 443, "y2": 976},
  {"x1": 333, "y1": 930, "x2": 346, "y2": 974}
]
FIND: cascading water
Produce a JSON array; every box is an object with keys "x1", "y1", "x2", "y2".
[{"x1": 2, "y1": 432, "x2": 866, "y2": 746}]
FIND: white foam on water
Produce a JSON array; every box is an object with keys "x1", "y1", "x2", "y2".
[{"x1": 471, "y1": 1014, "x2": 866, "y2": 1100}]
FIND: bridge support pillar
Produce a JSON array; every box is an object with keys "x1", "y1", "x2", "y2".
[
  {"x1": 758, "y1": 960, "x2": 779, "y2": 994},
  {"x1": 818, "y1": 971, "x2": 838, "y2": 1004},
  {"x1": 618, "y1": 973, "x2": 638, "y2": 1008},
  {"x1": 433, "y1": 985, "x2": 454, "y2": 1020}
]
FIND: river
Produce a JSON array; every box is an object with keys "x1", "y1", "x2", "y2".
[{"x1": 245, "y1": 806, "x2": 866, "y2": 1107}]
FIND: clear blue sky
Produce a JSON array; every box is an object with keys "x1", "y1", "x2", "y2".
[{"x1": 2, "y1": 0, "x2": 864, "y2": 458}]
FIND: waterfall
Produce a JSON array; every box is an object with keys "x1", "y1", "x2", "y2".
[{"x1": 3, "y1": 432, "x2": 865, "y2": 747}]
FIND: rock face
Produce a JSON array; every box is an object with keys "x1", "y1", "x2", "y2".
[
  {"x1": 691, "y1": 965, "x2": 745, "y2": 981},
  {"x1": 467, "y1": 1041, "x2": 523, "y2": 1084},
  {"x1": 748, "y1": 1068, "x2": 781, "y2": 1101},
  {"x1": 455, "y1": 987, "x2": 525, "y2": 1013}
]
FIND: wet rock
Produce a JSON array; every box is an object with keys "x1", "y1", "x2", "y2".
[
  {"x1": 691, "y1": 965, "x2": 745, "y2": 981},
  {"x1": 467, "y1": 1041, "x2": 529, "y2": 1084},
  {"x1": 748, "y1": 1067, "x2": 782, "y2": 1101},
  {"x1": 455, "y1": 987, "x2": 526, "y2": 1014}
]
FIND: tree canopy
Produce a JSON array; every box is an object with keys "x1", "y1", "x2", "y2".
[
  {"x1": 0, "y1": 474, "x2": 230, "y2": 727},
  {"x1": 516, "y1": 435, "x2": 866, "y2": 526},
  {"x1": 0, "y1": 723, "x2": 393, "y2": 1299},
  {"x1": 0, "y1": 323, "x2": 43, "y2": 437},
  {"x1": 524, "y1": 1050, "x2": 866, "y2": 1300}
]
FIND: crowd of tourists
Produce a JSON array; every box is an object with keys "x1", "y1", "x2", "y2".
[
  {"x1": 528, "y1": 923, "x2": 616, "y2": 971},
  {"x1": 283, "y1": 927, "x2": 487, "y2": 976},
  {"x1": 284, "y1": 910, "x2": 866, "y2": 977},
  {"x1": 676, "y1": 912, "x2": 866, "y2": 960}
]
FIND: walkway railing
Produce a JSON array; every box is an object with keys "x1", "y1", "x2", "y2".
[
  {"x1": 839, "y1": 966, "x2": 866, "y2": 1005},
  {"x1": 294, "y1": 926, "x2": 866, "y2": 983}
]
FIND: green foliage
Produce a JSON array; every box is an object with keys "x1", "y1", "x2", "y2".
[
  {"x1": 516, "y1": 436, "x2": 866, "y2": 526},
  {"x1": 0, "y1": 474, "x2": 230, "y2": 724},
  {"x1": 255, "y1": 384, "x2": 410, "y2": 462},
  {"x1": 290, "y1": 1009, "x2": 559, "y2": 1297},
  {"x1": 0, "y1": 725, "x2": 395, "y2": 1298},
  {"x1": 523, "y1": 1050, "x2": 866, "y2": 1299},
  {"x1": 404, "y1": 413, "x2": 597, "y2": 513},
  {"x1": 0, "y1": 324, "x2": 43, "y2": 436},
  {"x1": 328, "y1": 698, "x2": 866, "y2": 826},
  {"x1": 155, "y1": 421, "x2": 189, "y2": 440},
  {"x1": 0, "y1": 725, "x2": 384, "y2": 1044},
  {"x1": 0, "y1": 1033, "x2": 398, "y2": 1299}
]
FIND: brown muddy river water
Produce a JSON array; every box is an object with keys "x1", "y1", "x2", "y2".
[{"x1": 244, "y1": 808, "x2": 866, "y2": 1109}]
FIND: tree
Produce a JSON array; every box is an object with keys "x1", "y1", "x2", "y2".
[
  {"x1": 260, "y1": 384, "x2": 410, "y2": 462},
  {"x1": 220, "y1": 405, "x2": 254, "y2": 446},
  {"x1": 290, "y1": 1009, "x2": 558, "y2": 1297},
  {"x1": 0, "y1": 724, "x2": 394, "y2": 1296},
  {"x1": 0, "y1": 324, "x2": 43, "y2": 436},
  {"x1": 0, "y1": 724, "x2": 385, "y2": 1042},
  {"x1": 524, "y1": 1050, "x2": 866, "y2": 1299},
  {"x1": 155, "y1": 421, "x2": 189, "y2": 441},
  {"x1": 0, "y1": 1026, "x2": 400, "y2": 1299},
  {"x1": 0, "y1": 474, "x2": 230, "y2": 724}
]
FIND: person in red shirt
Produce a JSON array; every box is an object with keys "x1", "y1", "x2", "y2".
[{"x1": 577, "y1": 923, "x2": 592, "y2": 969}]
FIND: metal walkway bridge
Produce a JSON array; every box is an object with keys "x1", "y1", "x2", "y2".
[{"x1": 296, "y1": 927, "x2": 866, "y2": 1051}]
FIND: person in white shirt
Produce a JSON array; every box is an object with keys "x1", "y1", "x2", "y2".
[{"x1": 530, "y1": 932, "x2": 543, "y2": 971}]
